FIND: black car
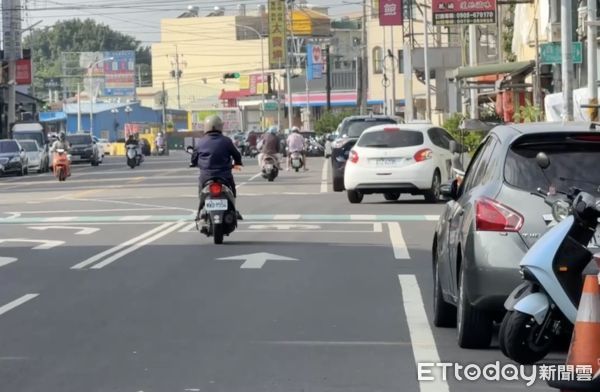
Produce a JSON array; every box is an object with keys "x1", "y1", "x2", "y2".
[
  {"x1": 0, "y1": 139, "x2": 28, "y2": 176},
  {"x1": 66, "y1": 133, "x2": 101, "y2": 166},
  {"x1": 331, "y1": 115, "x2": 398, "y2": 191}
]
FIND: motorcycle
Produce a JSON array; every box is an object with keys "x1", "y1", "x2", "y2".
[
  {"x1": 196, "y1": 179, "x2": 238, "y2": 244},
  {"x1": 156, "y1": 143, "x2": 166, "y2": 156},
  {"x1": 53, "y1": 149, "x2": 71, "y2": 182},
  {"x1": 290, "y1": 151, "x2": 304, "y2": 172},
  {"x1": 261, "y1": 155, "x2": 279, "y2": 182},
  {"x1": 126, "y1": 145, "x2": 142, "y2": 169},
  {"x1": 499, "y1": 152, "x2": 600, "y2": 364}
]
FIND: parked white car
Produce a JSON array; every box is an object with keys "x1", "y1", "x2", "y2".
[
  {"x1": 19, "y1": 139, "x2": 48, "y2": 173},
  {"x1": 343, "y1": 123, "x2": 463, "y2": 203}
]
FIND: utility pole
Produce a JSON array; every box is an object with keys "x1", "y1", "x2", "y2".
[
  {"x1": 3, "y1": 0, "x2": 22, "y2": 137},
  {"x1": 77, "y1": 83, "x2": 82, "y2": 131},
  {"x1": 383, "y1": 27, "x2": 388, "y2": 115},
  {"x1": 161, "y1": 81, "x2": 167, "y2": 133},
  {"x1": 169, "y1": 45, "x2": 184, "y2": 110},
  {"x1": 360, "y1": 0, "x2": 368, "y2": 115},
  {"x1": 468, "y1": 24, "x2": 479, "y2": 119},
  {"x1": 533, "y1": 17, "x2": 542, "y2": 112},
  {"x1": 287, "y1": 0, "x2": 294, "y2": 131},
  {"x1": 404, "y1": 1, "x2": 414, "y2": 122},
  {"x1": 325, "y1": 45, "x2": 332, "y2": 111},
  {"x1": 389, "y1": 27, "x2": 397, "y2": 116},
  {"x1": 550, "y1": 0, "x2": 561, "y2": 92},
  {"x1": 424, "y1": 2, "x2": 431, "y2": 122},
  {"x1": 587, "y1": 0, "x2": 598, "y2": 121},
  {"x1": 561, "y1": 0, "x2": 574, "y2": 121}
]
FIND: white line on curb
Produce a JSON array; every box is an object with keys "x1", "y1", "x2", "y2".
[
  {"x1": 398, "y1": 275, "x2": 449, "y2": 392},
  {"x1": 320, "y1": 159, "x2": 328, "y2": 193},
  {"x1": 0, "y1": 294, "x2": 39, "y2": 317},
  {"x1": 388, "y1": 222, "x2": 410, "y2": 259},
  {"x1": 91, "y1": 222, "x2": 187, "y2": 269},
  {"x1": 71, "y1": 222, "x2": 174, "y2": 269}
]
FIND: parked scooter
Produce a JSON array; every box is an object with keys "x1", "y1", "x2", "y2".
[
  {"x1": 499, "y1": 152, "x2": 600, "y2": 364},
  {"x1": 261, "y1": 155, "x2": 279, "y2": 182},
  {"x1": 290, "y1": 151, "x2": 304, "y2": 172},
  {"x1": 126, "y1": 145, "x2": 142, "y2": 169},
  {"x1": 53, "y1": 149, "x2": 71, "y2": 182}
]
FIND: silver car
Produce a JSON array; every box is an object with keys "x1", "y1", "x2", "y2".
[
  {"x1": 432, "y1": 122, "x2": 600, "y2": 349},
  {"x1": 19, "y1": 139, "x2": 48, "y2": 173}
]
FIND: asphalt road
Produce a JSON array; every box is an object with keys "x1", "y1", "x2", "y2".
[{"x1": 0, "y1": 152, "x2": 559, "y2": 392}]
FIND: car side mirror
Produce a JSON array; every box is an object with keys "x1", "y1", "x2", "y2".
[
  {"x1": 441, "y1": 179, "x2": 460, "y2": 201},
  {"x1": 449, "y1": 140, "x2": 466, "y2": 154}
]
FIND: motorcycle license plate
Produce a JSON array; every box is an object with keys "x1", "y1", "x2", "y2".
[
  {"x1": 205, "y1": 199, "x2": 228, "y2": 211},
  {"x1": 292, "y1": 159, "x2": 301, "y2": 166},
  {"x1": 264, "y1": 164, "x2": 273, "y2": 170}
]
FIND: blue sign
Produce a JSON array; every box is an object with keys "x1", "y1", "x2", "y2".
[
  {"x1": 306, "y1": 44, "x2": 323, "y2": 81},
  {"x1": 103, "y1": 51, "x2": 136, "y2": 96}
]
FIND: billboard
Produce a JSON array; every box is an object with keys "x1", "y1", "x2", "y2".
[
  {"x1": 268, "y1": 0, "x2": 286, "y2": 68},
  {"x1": 15, "y1": 59, "x2": 31, "y2": 85},
  {"x1": 379, "y1": 0, "x2": 403, "y2": 26},
  {"x1": 80, "y1": 51, "x2": 136, "y2": 97},
  {"x1": 432, "y1": 0, "x2": 496, "y2": 26},
  {"x1": 306, "y1": 44, "x2": 323, "y2": 80}
]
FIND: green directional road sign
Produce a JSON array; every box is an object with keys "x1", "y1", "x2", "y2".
[
  {"x1": 540, "y1": 42, "x2": 583, "y2": 65},
  {"x1": 262, "y1": 101, "x2": 278, "y2": 111}
]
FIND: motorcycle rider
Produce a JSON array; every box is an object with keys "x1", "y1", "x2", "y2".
[
  {"x1": 258, "y1": 126, "x2": 281, "y2": 168},
  {"x1": 190, "y1": 115, "x2": 243, "y2": 219},
  {"x1": 125, "y1": 133, "x2": 142, "y2": 162},
  {"x1": 50, "y1": 131, "x2": 71, "y2": 177},
  {"x1": 155, "y1": 131, "x2": 166, "y2": 153},
  {"x1": 286, "y1": 126, "x2": 308, "y2": 171}
]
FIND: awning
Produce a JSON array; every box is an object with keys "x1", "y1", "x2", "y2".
[
  {"x1": 219, "y1": 90, "x2": 249, "y2": 100},
  {"x1": 39, "y1": 111, "x2": 67, "y2": 122},
  {"x1": 285, "y1": 91, "x2": 357, "y2": 107},
  {"x1": 451, "y1": 61, "x2": 535, "y2": 80}
]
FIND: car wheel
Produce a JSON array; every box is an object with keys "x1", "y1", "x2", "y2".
[
  {"x1": 384, "y1": 192, "x2": 400, "y2": 201},
  {"x1": 433, "y1": 253, "x2": 457, "y2": 328},
  {"x1": 424, "y1": 170, "x2": 442, "y2": 203},
  {"x1": 457, "y1": 266, "x2": 493, "y2": 348},
  {"x1": 347, "y1": 190, "x2": 363, "y2": 204},
  {"x1": 499, "y1": 310, "x2": 555, "y2": 364},
  {"x1": 333, "y1": 175, "x2": 344, "y2": 192}
]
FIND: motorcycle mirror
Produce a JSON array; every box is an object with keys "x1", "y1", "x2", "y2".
[{"x1": 536, "y1": 152, "x2": 550, "y2": 169}]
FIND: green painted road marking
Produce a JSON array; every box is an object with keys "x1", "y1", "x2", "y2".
[{"x1": 0, "y1": 214, "x2": 440, "y2": 224}]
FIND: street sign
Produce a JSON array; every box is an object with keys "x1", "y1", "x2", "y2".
[
  {"x1": 379, "y1": 0, "x2": 404, "y2": 26},
  {"x1": 540, "y1": 42, "x2": 583, "y2": 64},
  {"x1": 218, "y1": 252, "x2": 298, "y2": 269},
  {"x1": 262, "y1": 101, "x2": 279, "y2": 111},
  {"x1": 43, "y1": 77, "x2": 62, "y2": 89},
  {"x1": 432, "y1": 0, "x2": 497, "y2": 26}
]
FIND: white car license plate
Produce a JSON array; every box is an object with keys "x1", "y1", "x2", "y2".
[
  {"x1": 375, "y1": 158, "x2": 398, "y2": 167},
  {"x1": 205, "y1": 199, "x2": 228, "y2": 211}
]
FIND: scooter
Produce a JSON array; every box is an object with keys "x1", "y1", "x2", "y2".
[
  {"x1": 126, "y1": 145, "x2": 142, "y2": 169},
  {"x1": 156, "y1": 143, "x2": 166, "y2": 156},
  {"x1": 197, "y1": 179, "x2": 238, "y2": 244},
  {"x1": 499, "y1": 152, "x2": 600, "y2": 365},
  {"x1": 53, "y1": 149, "x2": 71, "y2": 182},
  {"x1": 261, "y1": 155, "x2": 279, "y2": 182},
  {"x1": 290, "y1": 151, "x2": 304, "y2": 172}
]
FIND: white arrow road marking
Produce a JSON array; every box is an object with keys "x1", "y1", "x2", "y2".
[
  {"x1": 398, "y1": 275, "x2": 449, "y2": 392},
  {"x1": 0, "y1": 239, "x2": 64, "y2": 250},
  {"x1": 218, "y1": 252, "x2": 298, "y2": 269},
  {"x1": 0, "y1": 257, "x2": 17, "y2": 268},
  {"x1": 387, "y1": 223, "x2": 410, "y2": 259},
  {"x1": 0, "y1": 294, "x2": 39, "y2": 317},
  {"x1": 248, "y1": 224, "x2": 321, "y2": 231},
  {"x1": 28, "y1": 226, "x2": 99, "y2": 235}
]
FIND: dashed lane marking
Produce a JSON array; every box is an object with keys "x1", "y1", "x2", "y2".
[{"x1": 0, "y1": 294, "x2": 39, "y2": 317}]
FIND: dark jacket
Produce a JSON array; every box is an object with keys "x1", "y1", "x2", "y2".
[
  {"x1": 261, "y1": 133, "x2": 281, "y2": 155},
  {"x1": 192, "y1": 131, "x2": 243, "y2": 180}
]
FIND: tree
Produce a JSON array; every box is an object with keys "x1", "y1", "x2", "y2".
[
  {"x1": 23, "y1": 18, "x2": 152, "y2": 95},
  {"x1": 314, "y1": 110, "x2": 357, "y2": 135}
]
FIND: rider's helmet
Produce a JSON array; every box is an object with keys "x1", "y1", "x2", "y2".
[
  {"x1": 291, "y1": 126, "x2": 300, "y2": 133},
  {"x1": 267, "y1": 125, "x2": 278, "y2": 134},
  {"x1": 157, "y1": 131, "x2": 163, "y2": 137},
  {"x1": 58, "y1": 131, "x2": 66, "y2": 141},
  {"x1": 204, "y1": 115, "x2": 224, "y2": 133}
]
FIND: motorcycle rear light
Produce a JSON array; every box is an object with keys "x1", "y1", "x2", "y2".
[
  {"x1": 475, "y1": 197, "x2": 524, "y2": 232},
  {"x1": 414, "y1": 148, "x2": 433, "y2": 162},
  {"x1": 349, "y1": 150, "x2": 359, "y2": 164},
  {"x1": 209, "y1": 182, "x2": 222, "y2": 196}
]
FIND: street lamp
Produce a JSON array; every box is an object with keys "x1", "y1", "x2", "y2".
[
  {"x1": 234, "y1": 24, "x2": 266, "y2": 127},
  {"x1": 88, "y1": 57, "x2": 114, "y2": 134}
]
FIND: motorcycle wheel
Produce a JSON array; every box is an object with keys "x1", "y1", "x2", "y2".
[
  {"x1": 56, "y1": 167, "x2": 63, "y2": 181},
  {"x1": 213, "y1": 224, "x2": 224, "y2": 244},
  {"x1": 500, "y1": 310, "x2": 555, "y2": 365}
]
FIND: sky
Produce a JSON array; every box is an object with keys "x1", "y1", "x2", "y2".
[{"x1": 22, "y1": 0, "x2": 362, "y2": 44}]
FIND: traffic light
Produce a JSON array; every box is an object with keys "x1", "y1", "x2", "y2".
[{"x1": 223, "y1": 72, "x2": 240, "y2": 79}]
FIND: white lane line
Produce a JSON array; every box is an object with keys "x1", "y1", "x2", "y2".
[
  {"x1": 119, "y1": 215, "x2": 151, "y2": 221},
  {"x1": 0, "y1": 257, "x2": 17, "y2": 268},
  {"x1": 236, "y1": 172, "x2": 262, "y2": 189},
  {"x1": 17, "y1": 207, "x2": 181, "y2": 214},
  {"x1": 425, "y1": 215, "x2": 440, "y2": 221},
  {"x1": 70, "y1": 197, "x2": 194, "y2": 213},
  {"x1": 91, "y1": 221, "x2": 187, "y2": 269},
  {"x1": 0, "y1": 294, "x2": 39, "y2": 317},
  {"x1": 179, "y1": 222, "x2": 197, "y2": 233},
  {"x1": 71, "y1": 223, "x2": 175, "y2": 269},
  {"x1": 398, "y1": 275, "x2": 449, "y2": 392},
  {"x1": 43, "y1": 217, "x2": 76, "y2": 222},
  {"x1": 373, "y1": 222, "x2": 383, "y2": 233},
  {"x1": 351, "y1": 214, "x2": 377, "y2": 221},
  {"x1": 387, "y1": 222, "x2": 410, "y2": 259},
  {"x1": 320, "y1": 159, "x2": 328, "y2": 193},
  {"x1": 273, "y1": 214, "x2": 301, "y2": 220}
]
